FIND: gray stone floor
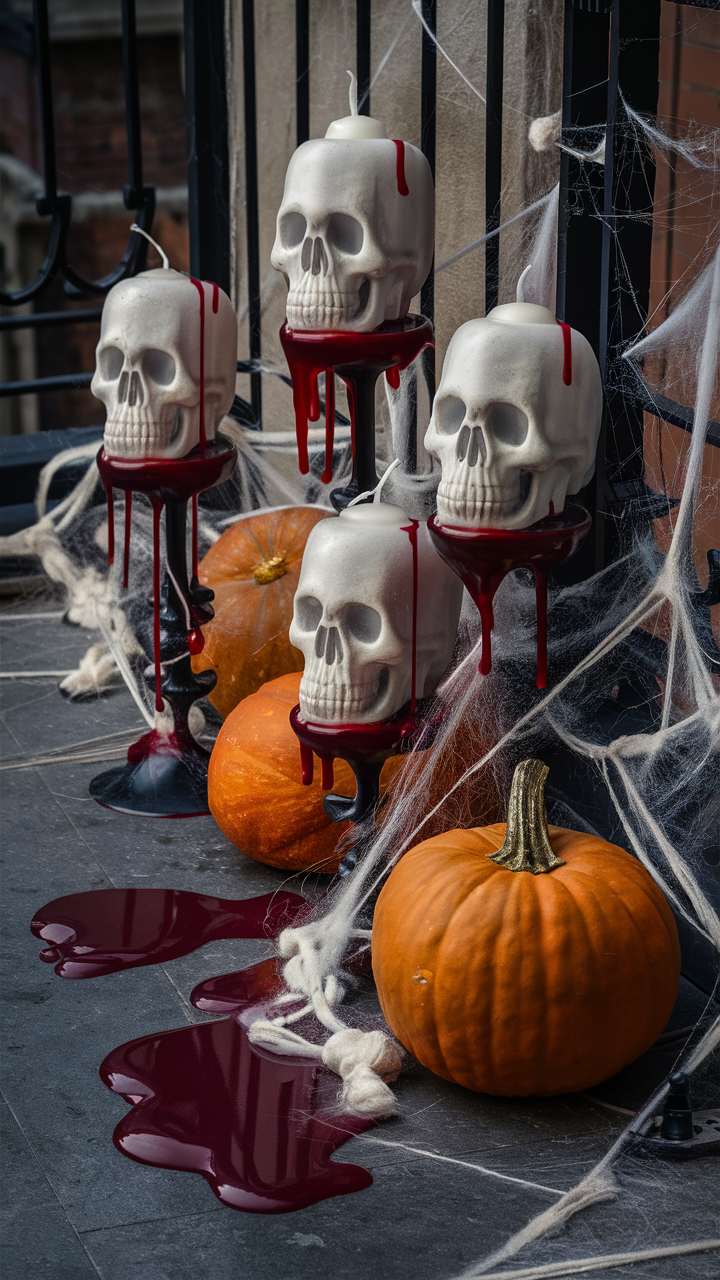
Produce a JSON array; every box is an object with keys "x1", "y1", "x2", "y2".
[{"x1": 1, "y1": 597, "x2": 718, "y2": 1280}]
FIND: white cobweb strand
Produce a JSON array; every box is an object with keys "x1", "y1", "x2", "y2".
[{"x1": 247, "y1": 896, "x2": 403, "y2": 1117}]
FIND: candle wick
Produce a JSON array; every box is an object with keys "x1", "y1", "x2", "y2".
[
  {"x1": 346, "y1": 69, "x2": 358, "y2": 117},
  {"x1": 130, "y1": 224, "x2": 170, "y2": 270}
]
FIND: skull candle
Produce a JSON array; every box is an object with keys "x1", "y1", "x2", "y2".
[
  {"x1": 425, "y1": 303, "x2": 603, "y2": 529},
  {"x1": 289, "y1": 504, "x2": 462, "y2": 725},
  {"x1": 272, "y1": 91, "x2": 434, "y2": 332},
  {"x1": 92, "y1": 269, "x2": 238, "y2": 460}
]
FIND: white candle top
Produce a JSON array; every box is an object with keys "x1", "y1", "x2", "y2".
[{"x1": 325, "y1": 70, "x2": 387, "y2": 140}]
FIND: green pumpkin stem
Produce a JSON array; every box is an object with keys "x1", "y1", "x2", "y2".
[{"x1": 486, "y1": 758, "x2": 565, "y2": 875}]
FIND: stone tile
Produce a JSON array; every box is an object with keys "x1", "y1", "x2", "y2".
[{"x1": 1, "y1": 1097, "x2": 100, "y2": 1280}]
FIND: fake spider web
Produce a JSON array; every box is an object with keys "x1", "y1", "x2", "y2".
[{"x1": 2, "y1": 8, "x2": 719, "y2": 1277}]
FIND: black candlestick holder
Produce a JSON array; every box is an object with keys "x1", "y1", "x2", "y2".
[{"x1": 90, "y1": 441, "x2": 236, "y2": 817}]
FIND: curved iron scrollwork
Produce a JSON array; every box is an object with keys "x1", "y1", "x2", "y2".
[{"x1": 0, "y1": 0, "x2": 156, "y2": 307}]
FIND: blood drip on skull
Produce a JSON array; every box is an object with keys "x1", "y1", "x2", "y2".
[{"x1": 392, "y1": 139, "x2": 409, "y2": 196}]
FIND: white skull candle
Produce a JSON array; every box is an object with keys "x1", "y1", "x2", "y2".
[
  {"x1": 92, "y1": 268, "x2": 238, "y2": 460},
  {"x1": 271, "y1": 78, "x2": 434, "y2": 332},
  {"x1": 289, "y1": 503, "x2": 462, "y2": 725},
  {"x1": 425, "y1": 303, "x2": 603, "y2": 529}
]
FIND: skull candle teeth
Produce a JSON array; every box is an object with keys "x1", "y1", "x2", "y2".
[
  {"x1": 289, "y1": 504, "x2": 462, "y2": 726},
  {"x1": 92, "y1": 269, "x2": 238, "y2": 460},
  {"x1": 271, "y1": 84, "x2": 434, "y2": 333},
  {"x1": 425, "y1": 303, "x2": 603, "y2": 529}
]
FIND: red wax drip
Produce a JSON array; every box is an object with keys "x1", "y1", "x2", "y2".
[
  {"x1": 151, "y1": 496, "x2": 164, "y2": 713},
  {"x1": 191, "y1": 493, "x2": 199, "y2": 580},
  {"x1": 392, "y1": 139, "x2": 409, "y2": 196},
  {"x1": 31, "y1": 887, "x2": 305, "y2": 979},
  {"x1": 401, "y1": 520, "x2": 419, "y2": 713},
  {"x1": 189, "y1": 277, "x2": 207, "y2": 453},
  {"x1": 122, "y1": 491, "x2": 132, "y2": 589},
  {"x1": 211, "y1": 282, "x2": 219, "y2": 314},
  {"x1": 427, "y1": 507, "x2": 591, "y2": 690},
  {"x1": 385, "y1": 366, "x2": 401, "y2": 390},
  {"x1": 320, "y1": 756, "x2": 335, "y2": 791},
  {"x1": 299, "y1": 740, "x2": 314, "y2": 786},
  {"x1": 322, "y1": 371, "x2": 335, "y2": 484},
  {"x1": 279, "y1": 319, "x2": 433, "y2": 480},
  {"x1": 556, "y1": 320, "x2": 572, "y2": 386},
  {"x1": 105, "y1": 486, "x2": 115, "y2": 565},
  {"x1": 188, "y1": 628, "x2": 205, "y2": 655},
  {"x1": 99, "y1": 958, "x2": 373, "y2": 1213},
  {"x1": 549, "y1": 500, "x2": 554, "y2": 516}
]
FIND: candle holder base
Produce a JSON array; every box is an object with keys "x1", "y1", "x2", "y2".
[
  {"x1": 280, "y1": 315, "x2": 433, "y2": 502},
  {"x1": 92, "y1": 442, "x2": 236, "y2": 817},
  {"x1": 428, "y1": 505, "x2": 591, "y2": 689},
  {"x1": 289, "y1": 702, "x2": 438, "y2": 874}
]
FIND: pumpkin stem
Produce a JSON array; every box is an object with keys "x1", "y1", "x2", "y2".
[
  {"x1": 486, "y1": 758, "x2": 565, "y2": 874},
  {"x1": 253, "y1": 554, "x2": 288, "y2": 585}
]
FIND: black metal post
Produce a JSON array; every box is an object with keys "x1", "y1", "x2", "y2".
[
  {"x1": 485, "y1": 0, "x2": 504, "y2": 314},
  {"x1": 296, "y1": 0, "x2": 310, "y2": 146},
  {"x1": 184, "y1": 0, "x2": 231, "y2": 296},
  {"x1": 420, "y1": 0, "x2": 437, "y2": 406},
  {"x1": 356, "y1": 0, "x2": 371, "y2": 114},
  {"x1": 121, "y1": 0, "x2": 143, "y2": 209},
  {"x1": 239, "y1": 0, "x2": 262, "y2": 426},
  {"x1": 555, "y1": 0, "x2": 611, "y2": 583}
]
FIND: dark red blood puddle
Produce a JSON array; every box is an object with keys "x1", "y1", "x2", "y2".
[
  {"x1": 392, "y1": 139, "x2": 409, "y2": 196},
  {"x1": 99, "y1": 957, "x2": 374, "y2": 1213},
  {"x1": 428, "y1": 505, "x2": 591, "y2": 689},
  {"x1": 556, "y1": 319, "x2": 572, "y2": 385},
  {"x1": 31, "y1": 888, "x2": 306, "y2": 979}
]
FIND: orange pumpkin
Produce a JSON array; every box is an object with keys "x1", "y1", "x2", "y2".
[
  {"x1": 209, "y1": 672, "x2": 402, "y2": 873},
  {"x1": 372, "y1": 759, "x2": 681, "y2": 1096},
  {"x1": 192, "y1": 507, "x2": 333, "y2": 719}
]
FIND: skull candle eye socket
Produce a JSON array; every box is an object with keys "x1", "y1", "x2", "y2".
[
  {"x1": 344, "y1": 602, "x2": 382, "y2": 643},
  {"x1": 486, "y1": 402, "x2": 529, "y2": 446},
  {"x1": 295, "y1": 595, "x2": 323, "y2": 631},
  {"x1": 279, "y1": 211, "x2": 307, "y2": 249},
  {"x1": 327, "y1": 213, "x2": 364, "y2": 255},
  {"x1": 436, "y1": 395, "x2": 466, "y2": 435},
  {"x1": 100, "y1": 346, "x2": 124, "y2": 380},
  {"x1": 143, "y1": 349, "x2": 176, "y2": 386}
]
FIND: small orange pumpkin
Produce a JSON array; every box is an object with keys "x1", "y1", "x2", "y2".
[
  {"x1": 209, "y1": 672, "x2": 401, "y2": 873},
  {"x1": 372, "y1": 758, "x2": 681, "y2": 1096},
  {"x1": 192, "y1": 507, "x2": 333, "y2": 719}
]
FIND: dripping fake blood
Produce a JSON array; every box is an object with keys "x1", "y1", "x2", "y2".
[
  {"x1": 99, "y1": 958, "x2": 373, "y2": 1213},
  {"x1": 392, "y1": 139, "x2": 409, "y2": 196},
  {"x1": 556, "y1": 320, "x2": 572, "y2": 385},
  {"x1": 279, "y1": 322, "x2": 432, "y2": 481},
  {"x1": 31, "y1": 887, "x2": 305, "y2": 978},
  {"x1": 427, "y1": 507, "x2": 591, "y2": 690}
]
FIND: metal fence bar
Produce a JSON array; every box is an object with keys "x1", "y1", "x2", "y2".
[
  {"x1": 420, "y1": 0, "x2": 437, "y2": 407},
  {"x1": 0, "y1": 311, "x2": 102, "y2": 332},
  {"x1": 356, "y1": 0, "x2": 371, "y2": 114},
  {"x1": 484, "y1": 0, "x2": 505, "y2": 314},
  {"x1": 184, "y1": 0, "x2": 231, "y2": 294},
  {"x1": 241, "y1": 0, "x2": 262, "y2": 427},
  {"x1": 122, "y1": 0, "x2": 144, "y2": 207},
  {"x1": 0, "y1": 374, "x2": 94, "y2": 398},
  {"x1": 296, "y1": 0, "x2": 310, "y2": 146}
]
